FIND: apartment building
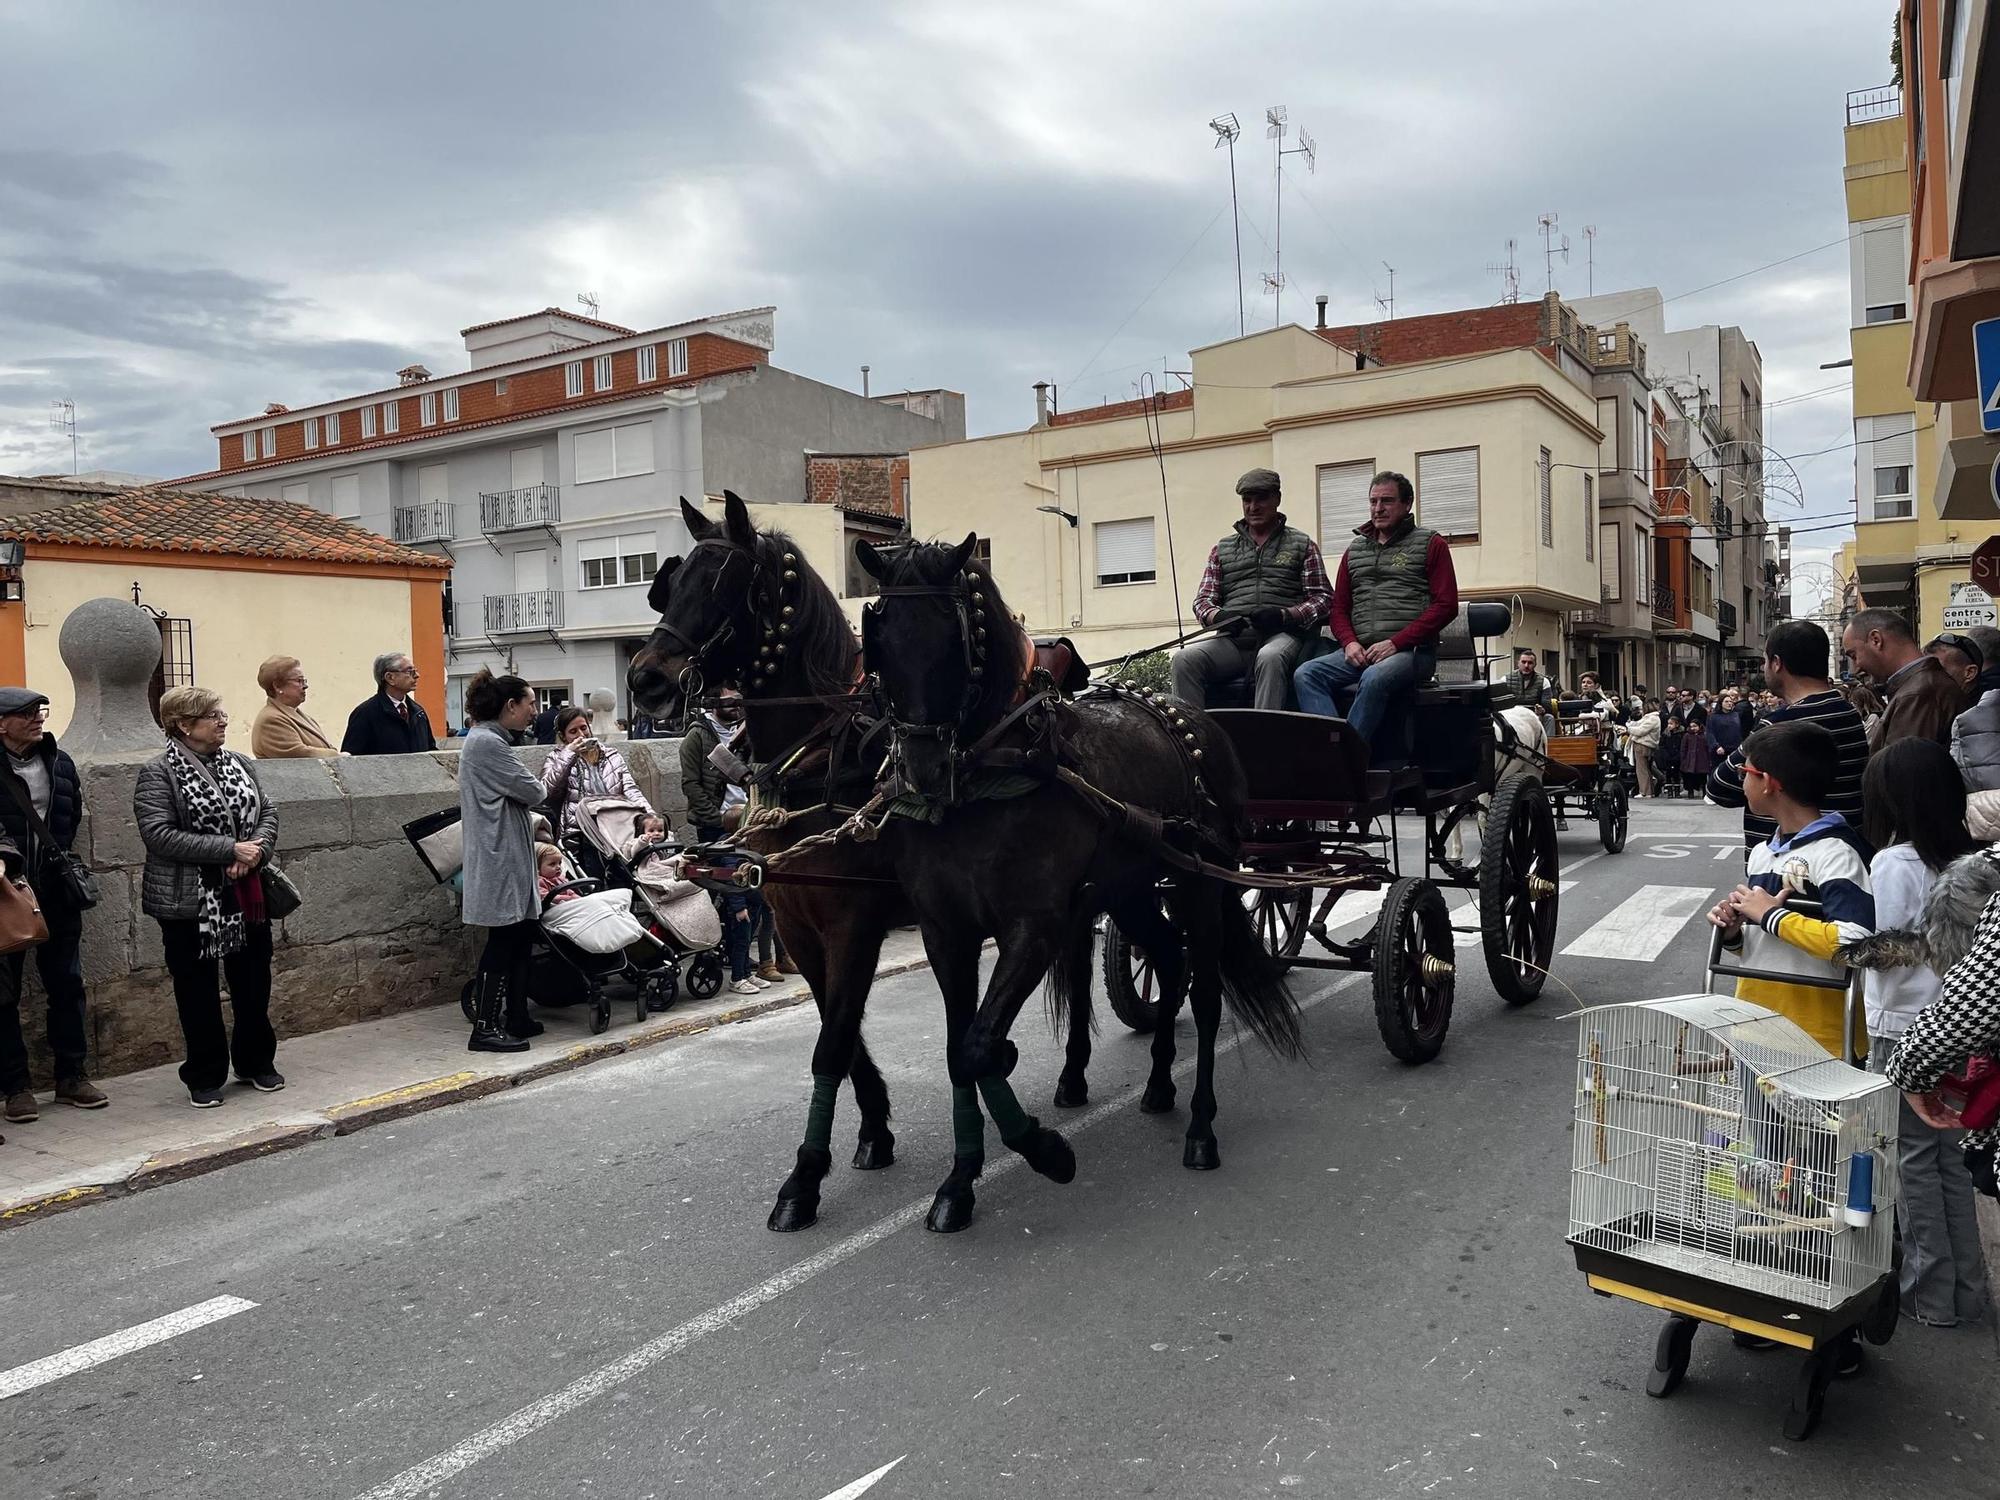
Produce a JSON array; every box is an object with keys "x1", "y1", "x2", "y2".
[
  {"x1": 174, "y1": 308, "x2": 962, "y2": 724},
  {"x1": 909, "y1": 300, "x2": 1607, "y2": 684}
]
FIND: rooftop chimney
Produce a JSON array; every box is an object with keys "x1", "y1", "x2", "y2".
[
  {"x1": 397, "y1": 364, "x2": 433, "y2": 386},
  {"x1": 1032, "y1": 381, "x2": 1051, "y2": 428},
  {"x1": 1314, "y1": 294, "x2": 1328, "y2": 330},
  {"x1": 861, "y1": 364, "x2": 871, "y2": 398}
]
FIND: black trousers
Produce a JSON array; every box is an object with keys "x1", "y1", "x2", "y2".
[
  {"x1": 0, "y1": 901, "x2": 89, "y2": 1093},
  {"x1": 159, "y1": 919, "x2": 275, "y2": 1091},
  {"x1": 475, "y1": 920, "x2": 538, "y2": 1028}
]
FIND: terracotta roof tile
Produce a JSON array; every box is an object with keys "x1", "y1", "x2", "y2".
[{"x1": 1, "y1": 486, "x2": 452, "y2": 572}]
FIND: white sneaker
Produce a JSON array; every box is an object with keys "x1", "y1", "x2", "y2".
[
  {"x1": 729, "y1": 978, "x2": 761, "y2": 995},
  {"x1": 749, "y1": 974, "x2": 774, "y2": 990}
]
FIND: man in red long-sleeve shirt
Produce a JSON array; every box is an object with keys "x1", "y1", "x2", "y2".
[{"x1": 1293, "y1": 470, "x2": 1458, "y2": 765}]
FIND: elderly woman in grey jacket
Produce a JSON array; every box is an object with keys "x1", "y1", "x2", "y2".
[
  {"x1": 459, "y1": 669, "x2": 546, "y2": 1053},
  {"x1": 135, "y1": 686, "x2": 281, "y2": 1108}
]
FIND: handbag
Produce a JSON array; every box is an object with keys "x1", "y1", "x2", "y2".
[
  {"x1": 403, "y1": 807, "x2": 464, "y2": 884},
  {"x1": 1940, "y1": 1055, "x2": 2000, "y2": 1133},
  {"x1": 260, "y1": 863, "x2": 303, "y2": 921},
  {"x1": 0, "y1": 772, "x2": 98, "y2": 910},
  {"x1": 0, "y1": 874, "x2": 49, "y2": 955}
]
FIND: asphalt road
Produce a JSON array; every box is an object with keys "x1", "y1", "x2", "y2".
[{"x1": 2, "y1": 797, "x2": 1995, "y2": 1500}]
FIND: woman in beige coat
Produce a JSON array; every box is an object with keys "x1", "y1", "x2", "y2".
[{"x1": 249, "y1": 657, "x2": 339, "y2": 759}]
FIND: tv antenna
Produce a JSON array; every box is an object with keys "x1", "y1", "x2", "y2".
[
  {"x1": 1537, "y1": 212, "x2": 1570, "y2": 293},
  {"x1": 576, "y1": 292, "x2": 600, "y2": 320},
  {"x1": 1583, "y1": 224, "x2": 1598, "y2": 296},
  {"x1": 1375, "y1": 262, "x2": 1397, "y2": 319},
  {"x1": 1486, "y1": 239, "x2": 1520, "y2": 304},
  {"x1": 1210, "y1": 113, "x2": 1245, "y2": 337},
  {"x1": 48, "y1": 399, "x2": 76, "y2": 474},
  {"x1": 1262, "y1": 105, "x2": 1315, "y2": 327}
]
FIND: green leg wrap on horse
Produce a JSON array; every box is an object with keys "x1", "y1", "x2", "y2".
[
  {"x1": 951, "y1": 1084, "x2": 985, "y2": 1158},
  {"x1": 804, "y1": 1073, "x2": 841, "y2": 1152},
  {"x1": 976, "y1": 1074, "x2": 1034, "y2": 1145}
]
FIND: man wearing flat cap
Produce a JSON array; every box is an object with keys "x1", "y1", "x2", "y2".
[
  {"x1": 0, "y1": 687, "x2": 106, "y2": 1126},
  {"x1": 1172, "y1": 468, "x2": 1332, "y2": 710}
]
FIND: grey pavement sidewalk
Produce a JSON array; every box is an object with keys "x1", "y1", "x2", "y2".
[{"x1": 0, "y1": 927, "x2": 933, "y2": 1228}]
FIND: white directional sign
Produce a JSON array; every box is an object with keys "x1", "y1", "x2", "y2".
[{"x1": 1944, "y1": 579, "x2": 1997, "y2": 630}]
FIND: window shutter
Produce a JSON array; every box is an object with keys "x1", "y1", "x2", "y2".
[
  {"x1": 418, "y1": 464, "x2": 448, "y2": 506},
  {"x1": 1861, "y1": 219, "x2": 1907, "y2": 313},
  {"x1": 1866, "y1": 414, "x2": 1915, "y2": 468},
  {"x1": 615, "y1": 420, "x2": 654, "y2": 477},
  {"x1": 1584, "y1": 475, "x2": 1594, "y2": 561},
  {"x1": 331, "y1": 474, "x2": 361, "y2": 518},
  {"x1": 575, "y1": 429, "x2": 615, "y2": 485},
  {"x1": 1599, "y1": 523, "x2": 1620, "y2": 600},
  {"x1": 1596, "y1": 398, "x2": 1616, "y2": 472},
  {"x1": 282, "y1": 481, "x2": 308, "y2": 506},
  {"x1": 1094, "y1": 517, "x2": 1156, "y2": 581},
  {"x1": 1415, "y1": 448, "x2": 1478, "y2": 536},
  {"x1": 1316, "y1": 461, "x2": 1373, "y2": 553},
  {"x1": 1538, "y1": 447, "x2": 1553, "y2": 548}
]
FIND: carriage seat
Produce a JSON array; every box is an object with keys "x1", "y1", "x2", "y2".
[
  {"x1": 1412, "y1": 600, "x2": 1513, "y2": 709},
  {"x1": 1031, "y1": 637, "x2": 1091, "y2": 696}
]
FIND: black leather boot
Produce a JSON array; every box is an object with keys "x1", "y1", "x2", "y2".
[{"x1": 469, "y1": 972, "x2": 529, "y2": 1054}]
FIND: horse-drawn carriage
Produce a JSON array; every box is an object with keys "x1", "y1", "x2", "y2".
[
  {"x1": 1531, "y1": 703, "x2": 1632, "y2": 854},
  {"x1": 1100, "y1": 602, "x2": 1563, "y2": 1065}
]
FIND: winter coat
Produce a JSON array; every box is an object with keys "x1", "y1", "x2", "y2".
[
  {"x1": 1952, "y1": 687, "x2": 2000, "y2": 793},
  {"x1": 251, "y1": 698, "x2": 339, "y2": 759},
  {"x1": 341, "y1": 692, "x2": 437, "y2": 756},
  {"x1": 1623, "y1": 712, "x2": 1662, "y2": 750},
  {"x1": 678, "y1": 717, "x2": 731, "y2": 834},
  {"x1": 457, "y1": 723, "x2": 545, "y2": 928},
  {"x1": 0, "y1": 733, "x2": 83, "y2": 912},
  {"x1": 541, "y1": 741, "x2": 650, "y2": 840},
  {"x1": 1876, "y1": 656, "x2": 1968, "y2": 751},
  {"x1": 1706, "y1": 710, "x2": 1746, "y2": 758},
  {"x1": 134, "y1": 747, "x2": 279, "y2": 921}
]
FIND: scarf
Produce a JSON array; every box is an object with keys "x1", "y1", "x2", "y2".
[{"x1": 165, "y1": 740, "x2": 265, "y2": 958}]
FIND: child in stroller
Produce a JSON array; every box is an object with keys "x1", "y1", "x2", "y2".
[{"x1": 566, "y1": 796, "x2": 728, "y2": 1005}]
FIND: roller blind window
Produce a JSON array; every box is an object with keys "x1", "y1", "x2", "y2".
[
  {"x1": 1316, "y1": 461, "x2": 1373, "y2": 554},
  {"x1": 1094, "y1": 517, "x2": 1156, "y2": 586},
  {"x1": 1415, "y1": 447, "x2": 1478, "y2": 538},
  {"x1": 574, "y1": 421, "x2": 655, "y2": 485}
]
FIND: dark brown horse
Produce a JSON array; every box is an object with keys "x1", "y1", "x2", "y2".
[
  {"x1": 855, "y1": 534, "x2": 1303, "y2": 1205},
  {"x1": 626, "y1": 494, "x2": 1095, "y2": 1234}
]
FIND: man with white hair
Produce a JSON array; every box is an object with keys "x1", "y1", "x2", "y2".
[{"x1": 341, "y1": 651, "x2": 437, "y2": 755}]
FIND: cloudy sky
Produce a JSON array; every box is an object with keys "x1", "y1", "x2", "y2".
[{"x1": 0, "y1": 0, "x2": 1900, "y2": 602}]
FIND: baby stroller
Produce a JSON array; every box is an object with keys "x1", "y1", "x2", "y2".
[{"x1": 564, "y1": 795, "x2": 728, "y2": 1008}]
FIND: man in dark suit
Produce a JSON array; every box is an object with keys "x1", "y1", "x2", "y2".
[{"x1": 341, "y1": 652, "x2": 438, "y2": 755}]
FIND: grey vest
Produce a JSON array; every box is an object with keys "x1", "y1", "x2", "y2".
[
  {"x1": 1345, "y1": 516, "x2": 1437, "y2": 645},
  {"x1": 1213, "y1": 518, "x2": 1311, "y2": 619}
]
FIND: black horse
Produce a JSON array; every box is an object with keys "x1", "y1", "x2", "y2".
[
  {"x1": 626, "y1": 494, "x2": 1096, "y2": 1234},
  {"x1": 855, "y1": 533, "x2": 1303, "y2": 1196}
]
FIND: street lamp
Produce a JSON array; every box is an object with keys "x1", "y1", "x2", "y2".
[{"x1": 1035, "y1": 504, "x2": 1078, "y2": 528}]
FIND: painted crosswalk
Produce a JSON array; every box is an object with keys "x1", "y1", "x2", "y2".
[{"x1": 1558, "y1": 884, "x2": 1715, "y2": 963}]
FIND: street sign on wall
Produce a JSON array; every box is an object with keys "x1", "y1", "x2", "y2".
[
  {"x1": 1944, "y1": 579, "x2": 1997, "y2": 630},
  {"x1": 1980, "y1": 315, "x2": 2000, "y2": 433}
]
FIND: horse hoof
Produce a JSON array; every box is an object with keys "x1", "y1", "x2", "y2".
[
  {"x1": 852, "y1": 1132, "x2": 895, "y2": 1171},
  {"x1": 1183, "y1": 1136, "x2": 1221, "y2": 1172},
  {"x1": 1139, "y1": 1081, "x2": 1176, "y2": 1115},
  {"x1": 767, "y1": 1196, "x2": 819, "y2": 1232},
  {"x1": 1021, "y1": 1128, "x2": 1077, "y2": 1184},
  {"x1": 1053, "y1": 1077, "x2": 1088, "y2": 1109},
  {"x1": 925, "y1": 1190, "x2": 975, "y2": 1233}
]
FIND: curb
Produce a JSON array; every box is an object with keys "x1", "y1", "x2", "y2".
[{"x1": 0, "y1": 951, "x2": 936, "y2": 1232}]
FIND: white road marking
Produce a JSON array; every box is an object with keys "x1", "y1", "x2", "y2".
[
  {"x1": 818, "y1": 1457, "x2": 905, "y2": 1499},
  {"x1": 348, "y1": 973, "x2": 1369, "y2": 1500},
  {"x1": 0, "y1": 1295, "x2": 257, "y2": 1401},
  {"x1": 1559, "y1": 885, "x2": 1714, "y2": 962}
]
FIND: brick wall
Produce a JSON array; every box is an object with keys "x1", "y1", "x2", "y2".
[
  {"x1": 805, "y1": 453, "x2": 908, "y2": 518},
  {"x1": 213, "y1": 332, "x2": 766, "y2": 473},
  {"x1": 1320, "y1": 302, "x2": 1546, "y2": 368},
  {"x1": 1049, "y1": 388, "x2": 1193, "y2": 427}
]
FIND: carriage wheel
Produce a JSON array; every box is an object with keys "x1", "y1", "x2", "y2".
[
  {"x1": 1101, "y1": 921, "x2": 1163, "y2": 1034},
  {"x1": 686, "y1": 952, "x2": 725, "y2": 1000},
  {"x1": 1479, "y1": 777, "x2": 1560, "y2": 1007},
  {"x1": 1371, "y1": 878, "x2": 1455, "y2": 1065},
  {"x1": 1597, "y1": 778, "x2": 1629, "y2": 854},
  {"x1": 1243, "y1": 886, "x2": 1309, "y2": 962}
]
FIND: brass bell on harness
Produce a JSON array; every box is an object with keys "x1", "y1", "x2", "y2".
[
  {"x1": 1183, "y1": 733, "x2": 1196, "y2": 745},
  {"x1": 784, "y1": 570, "x2": 798, "y2": 583},
  {"x1": 967, "y1": 572, "x2": 983, "y2": 585},
  {"x1": 783, "y1": 553, "x2": 797, "y2": 565},
  {"x1": 970, "y1": 666, "x2": 984, "y2": 679},
  {"x1": 1191, "y1": 749, "x2": 1203, "y2": 760},
  {"x1": 782, "y1": 605, "x2": 794, "y2": 616}
]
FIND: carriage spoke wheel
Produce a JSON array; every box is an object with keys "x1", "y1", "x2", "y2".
[
  {"x1": 1102, "y1": 921, "x2": 1164, "y2": 1034},
  {"x1": 1371, "y1": 877, "x2": 1455, "y2": 1064},
  {"x1": 1243, "y1": 886, "x2": 1308, "y2": 963},
  {"x1": 1597, "y1": 777, "x2": 1629, "y2": 854},
  {"x1": 1479, "y1": 777, "x2": 1560, "y2": 1007}
]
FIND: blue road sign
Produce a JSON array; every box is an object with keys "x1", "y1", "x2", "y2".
[{"x1": 1978, "y1": 314, "x2": 2000, "y2": 433}]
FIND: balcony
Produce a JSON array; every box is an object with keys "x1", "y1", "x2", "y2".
[
  {"x1": 1570, "y1": 605, "x2": 1611, "y2": 634},
  {"x1": 1845, "y1": 83, "x2": 1900, "y2": 127},
  {"x1": 478, "y1": 483, "x2": 561, "y2": 535},
  {"x1": 483, "y1": 589, "x2": 565, "y2": 635},
  {"x1": 1651, "y1": 581, "x2": 1677, "y2": 622},
  {"x1": 392, "y1": 499, "x2": 454, "y2": 545},
  {"x1": 1717, "y1": 600, "x2": 1737, "y2": 639}
]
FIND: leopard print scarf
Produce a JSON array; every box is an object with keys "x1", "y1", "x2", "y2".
[{"x1": 165, "y1": 740, "x2": 264, "y2": 958}]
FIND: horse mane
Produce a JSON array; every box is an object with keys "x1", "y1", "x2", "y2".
[
  {"x1": 752, "y1": 524, "x2": 857, "y2": 698},
  {"x1": 876, "y1": 539, "x2": 1028, "y2": 732}
]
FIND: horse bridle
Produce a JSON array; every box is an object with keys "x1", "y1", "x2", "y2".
[
  {"x1": 863, "y1": 564, "x2": 1004, "y2": 801},
  {"x1": 655, "y1": 537, "x2": 799, "y2": 702}
]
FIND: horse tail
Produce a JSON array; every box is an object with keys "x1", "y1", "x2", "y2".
[
  {"x1": 1212, "y1": 880, "x2": 1305, "y2": 1060},
  {"x1": 1045, "y1": 901, "x2": 1099, "y2": 1040}
]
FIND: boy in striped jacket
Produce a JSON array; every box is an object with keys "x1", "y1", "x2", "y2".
[{"x1": 1707, "y1": 720, "x2": 1875, "y2": 1056}]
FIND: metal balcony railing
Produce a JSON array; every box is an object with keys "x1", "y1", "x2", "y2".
[
  {"x1": 1846, "y1": 84, "x2": 1901, "y2": 126},
  {"x1": 483, "y1": 589, "x2": 565, "y2": 634},
  {"x1": 1652, "y1": 581, "x2": 1676, "y2": 620},
  {"x1": 478, "y1": 483, "x2": 561, "y2": 535},
  {"x1": 392, "y1": 499, "x2": 454, "y2": 545},
  {"x1": 1717, "y1": 600, "x2": 1738, "y2": 638}
]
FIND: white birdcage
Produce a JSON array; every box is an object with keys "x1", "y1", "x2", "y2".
[{"x1": 1569, "y1": 994, "x2": 1898, "y2": 1312}]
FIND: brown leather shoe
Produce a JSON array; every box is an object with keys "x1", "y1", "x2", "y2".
[
  {"x1": 56, "y1": 1077, "x2": 109, "y2": 1109},
  {"x1": 3, "y1": 1090, "x2": 38, "y2": 1123},
  {"x1": 776, "y1": 956, "x2": 799, "y2": 975},
  {"x1": 756, "y1": 963, "x2": 782, "y2": 982}
]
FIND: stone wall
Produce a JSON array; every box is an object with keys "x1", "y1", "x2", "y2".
[{"x1": 14, "y1": 739, "x2": 689, "y2": 1084}]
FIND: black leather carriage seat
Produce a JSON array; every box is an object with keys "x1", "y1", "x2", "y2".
[{"x1": 1207, "y1": 708, "x2": 1420, "y2": 821}]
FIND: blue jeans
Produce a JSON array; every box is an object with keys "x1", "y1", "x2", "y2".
[
  {"x1": 700, "y1": 824, "x2": 758, "y2": 981},
  {"x1": 1293, "y1": 646, "x2": 1436, "y2": 764}
]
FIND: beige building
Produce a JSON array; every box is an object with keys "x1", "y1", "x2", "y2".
[{"x1": 909, "y1": 321, "x2": 1605, "y2": 679}]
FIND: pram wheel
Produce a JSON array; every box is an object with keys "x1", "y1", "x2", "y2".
[
  {"x1": 1783, "y1": 1343, "x2": 1834, "y2": 1441},
  {"x1": 687, "y1": 951, "x2": 725, "y2": 1000},
  {"x1": 643, "y1": 967, "x2": 679, "y2": 1014},
  {"x1": 589, "y1": 987, "x2": 611, "y2": 1035},
  {"x1": 1645, "y1": 1315, "x2": 1697, "y2": 1398}
]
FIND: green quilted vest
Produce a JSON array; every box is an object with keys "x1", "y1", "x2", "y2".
[
  {"x1": 1345, "y1": 515, "x2": 1437, "y2": 644},
  {"x1": 1213, "y1": 517, "x2": 1311, "y2": 619}
]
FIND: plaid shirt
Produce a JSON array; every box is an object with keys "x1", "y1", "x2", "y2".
[{"x1": 1192, "y1": 533, "x2": 1332, "y2": 629}]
